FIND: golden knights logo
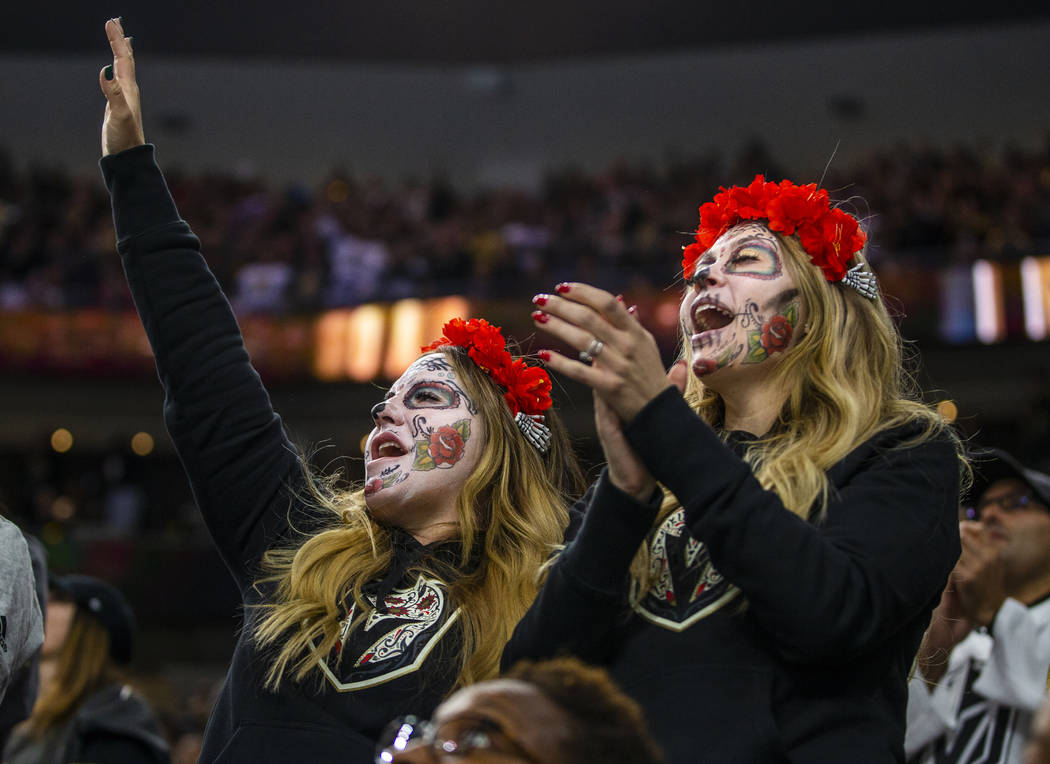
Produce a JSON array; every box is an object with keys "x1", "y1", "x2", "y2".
[
  {"x1": 316, "y1": 575, "x2": 460, "y2": 691},
  {"x1": 633, "y1": 508, "x2": 740, "y2": 631}
]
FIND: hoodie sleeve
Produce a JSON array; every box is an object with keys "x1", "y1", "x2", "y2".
[
  {"x1": 100, "y1": 145, "x2": 302, "y2": 592},
  {"x1": 501, "y1": 473, "x2": 661, "y2": 669}
]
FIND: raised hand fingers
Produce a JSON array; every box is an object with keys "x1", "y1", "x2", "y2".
[
  {"x1": 546, "y1": 282, "x2": 636, "y2": 332},
  {"x1": 105, "y1": 18, "x2": 136, "y2": 83},
  {"x1": 533, "y1": 283, "x2": 671, "y2": 422},
  {"x1": 532, "y1": 302, "x2": 626, "y2": 367},
  {"x1": 99, "y1": 17, "x2": 145, "y2": 156}
]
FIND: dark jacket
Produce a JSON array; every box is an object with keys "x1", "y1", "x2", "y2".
[
  {"x1": 502, "y1": 387, "x2": 961, "y2": 763},
  {"x1": 4, "y1": 683, "x2": 170, "y2": 764},
  {"x1": 101, "y1": 145, "x2": 465, "y2": 762}
]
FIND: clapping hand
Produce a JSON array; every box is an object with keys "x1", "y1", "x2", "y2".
[{"x1": 532, "y1": 284, "x2": 684, "y2": 500}]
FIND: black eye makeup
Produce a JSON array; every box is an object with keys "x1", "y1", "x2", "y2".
[{"x1": 403, "y1": 380, "x2": 461, "y2": 410}]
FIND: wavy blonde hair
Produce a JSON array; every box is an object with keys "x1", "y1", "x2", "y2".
[
  {"x1": 254, "y1": 345, "x2": 584, "y2": 691},
  {"x1": 630, "y1": 228, "x2": 962, "y2": 595}
]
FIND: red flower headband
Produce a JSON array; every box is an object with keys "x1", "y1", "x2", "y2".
[
  {"x1": 421, "y1": 318, "x2": 553, "y2": 418},
  {"x1": 682, "y1": 175, "x2": 868, "y2": 286}
]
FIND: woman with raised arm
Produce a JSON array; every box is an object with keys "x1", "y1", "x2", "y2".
[
  {"x1": 96, "y1": 19, "x2": 583, "y2": 762},
  {"x1": 504, "y1": 177, "x2": 965, "y2": 763}
]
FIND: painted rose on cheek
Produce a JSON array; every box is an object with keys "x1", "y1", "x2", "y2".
[
  {"x1": 429, "y1": 426, "x2": 466, "y2": 466},
  {"x1": 364, "y1": 478, "x2": 384, "y2": 496},
  {"x1": 760, "y1": 315, "x2": 793, "y2": 354},
  {"x1": 412, "y1": 419, "x2": 473, "y2": 471},
  {"x1": 743, "y1": 301, "x2": 799, "y2": 364}
]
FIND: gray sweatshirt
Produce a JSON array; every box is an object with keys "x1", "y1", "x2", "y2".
[{"x1": 0, "y1": 517, "x2": 44, "y2": 704}]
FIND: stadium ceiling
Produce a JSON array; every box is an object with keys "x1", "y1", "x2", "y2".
[{"x1": 12, "y1": 1, "x2": 1050, "y2": 64}]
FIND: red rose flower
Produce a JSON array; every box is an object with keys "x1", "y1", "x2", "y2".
[
  {"x1": 363, "y1": 478, "x2": 384, "y2": 496},
  {"x1": 429, "y1": 425, "x2": 465, "y2": 467},
  {"x1": 685, "y1": 175, "x2": 866, "y2": 285},
  {"x1": 682, "y1": 243, "x2": 706, "y2": 280},
  {"x1": 421, "y1": 317, "x2": 553, "y2": 417},
  {"x1": 760, "y1": 315, "x2": 793, "y2": 355}
]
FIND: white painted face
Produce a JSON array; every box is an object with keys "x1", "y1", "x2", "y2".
[
  {"x1": 363, "y1": 353, "x2": 484, "y2": 543},
  {"x1": 679, "y1": 222, "x2": 804, "y2": 383}
]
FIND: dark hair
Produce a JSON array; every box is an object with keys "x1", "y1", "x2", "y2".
[{"x1": 505, "y1": 657, "x2": 664, "y2": 764}]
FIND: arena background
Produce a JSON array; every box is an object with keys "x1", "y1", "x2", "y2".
[{"x1": 2, "y1": 3, "x2": 1050, "y2": 756}]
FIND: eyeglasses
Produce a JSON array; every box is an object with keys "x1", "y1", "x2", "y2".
[
  {"x1": 963, "y1": 492, "x2": 1044, "y2": 520},
  {"x1": 374, "y1": 715, "x2": 540, "y2": 763}
]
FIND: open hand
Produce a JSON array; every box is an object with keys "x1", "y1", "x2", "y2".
[
  {"x1": 532, "y1": 283, "x2": 673, "y2": 424},
  {"x1": 99, "y1": 18, "x2": 145, "y2": 156}
]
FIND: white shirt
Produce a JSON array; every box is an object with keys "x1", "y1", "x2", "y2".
[{"x1": 906, "y1": 596, "x2": 1050, "y2": 763}]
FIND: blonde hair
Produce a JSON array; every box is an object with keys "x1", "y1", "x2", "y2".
[
  {"x1": 26, "y1": 603, "x2": 116, "y2": 737},
  {"x1": 254, "y1": 345, "x2": 584, "y2": 691},
  {"x1": 630, "y1": 228, "x2": 961, "y2": 595}
]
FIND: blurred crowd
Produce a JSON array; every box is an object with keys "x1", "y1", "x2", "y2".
[{"x1": 2, "y1": 136, "x2": 1050, "y2": 315}]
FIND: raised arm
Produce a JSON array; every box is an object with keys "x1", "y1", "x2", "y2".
[{"x1": 98, "y1": 19, "x2": 301, "y2": 590}]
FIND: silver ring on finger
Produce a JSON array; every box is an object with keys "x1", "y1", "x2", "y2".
[{"x1": 578, "y1": 338, "x2": 604, "y2": 365}]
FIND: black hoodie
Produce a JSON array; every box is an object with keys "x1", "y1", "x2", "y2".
[
  {"x1": 503, "y1": 389, "x2": 961, "y2": 764},
  {"x1": 101, "y1": 145, "x2": 469, "y2": 762}
]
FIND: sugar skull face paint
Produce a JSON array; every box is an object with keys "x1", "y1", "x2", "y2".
[
  {"x1": 364, "y1": 353, "x2": 484, "y2": 541},
  {"x1": 679, "y1": 222, "x2": 804, "y2": 382}
]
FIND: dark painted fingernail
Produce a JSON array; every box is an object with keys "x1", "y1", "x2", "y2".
[
  {"x1": 616, "y1": 294, "x2": 624, "y2": 302},
  {"x1": 556, "y1": 283, "x2": 571, "y2": 294},
  {"x1": 532, "y1": 294, "x2": 548, "y2": 306},
  {"x1": 532, "y1": 310, "x2": 549, "y2": 324},
  {"x1": 104, "y1": 64, "x2": 114, "y2": 81},
  {"x1": 538, "y1": 350, "x2": 551, "y2": 362},
  {"x1": 628, "y1": 305, "x2": 637, "y2": 315}
]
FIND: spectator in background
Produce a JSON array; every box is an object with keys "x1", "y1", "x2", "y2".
[
  {"x1": 377, "y1": 656, "x2": 663, "y2": 764},
  {"x1": 0, "y1": 516, "x2": 43, "y2": 708},
  {"x1": 3, "y1": 574, "x2": 170, "y2": 764},
  {"x1": 907, "y1": 448, "x2": 1050, "y2": 763}
]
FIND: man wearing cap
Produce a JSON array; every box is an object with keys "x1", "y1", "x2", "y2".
[{"x1": 905, "y1": 448, "x2": 1050, "y2": 763}]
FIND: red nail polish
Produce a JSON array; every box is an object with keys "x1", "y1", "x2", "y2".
[
  {"x1": 532, "y1": 310, "x2": 549, "y2": 324},
  {"x1": 616, "y1": 294, "x2": 624, "y2": 302},
  {"x1": 538, "y1": 350, "x2": 551, "y2": 362},
  {"x1": 533, "y1": 294, "x2": 548, "y2": 306},
  {"x1": 556, "y1": 283, "x2": 571, "y2": 294},
  {"x1": 628, "y1": 305, "x2": 637, "y2": 315}
]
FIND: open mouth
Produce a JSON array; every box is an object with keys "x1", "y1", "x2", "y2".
[
  {"x1": 691, "y1": 301, "x2": 735, "y2": 333},
  {"x1": 370, "y1": 433, "x2": 408, "y2": 461}
]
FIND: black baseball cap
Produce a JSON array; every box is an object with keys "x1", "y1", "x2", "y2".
[
  {"x1": 50, "y1": 574, "x2": 136, "y2": 665},
  {"x1": 966, "y1": 448, "x2": 1050, "y2": 510}
]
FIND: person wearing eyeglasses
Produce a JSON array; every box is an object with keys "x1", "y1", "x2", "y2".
[
  {"x1": 375, "y1": 657, "x2": 663, "y2": 764},
  {"x1": 906, "y1": 448, "x2": 1050, "y2": 763}
]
